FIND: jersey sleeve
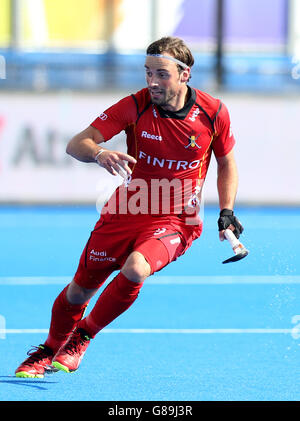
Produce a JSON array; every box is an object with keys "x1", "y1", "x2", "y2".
[
  {"x1": 212, "y1": 102, "x2": 235, "y2": 157},
  {"x1": 91, "y1": 95, "x2": 137, "y2": 141}
]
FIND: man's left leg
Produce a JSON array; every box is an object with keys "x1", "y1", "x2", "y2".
[
  {"x1": 76, "y1": 231, "x2": 181, "y2": 339},
  {"x1": 52, "y1": 228, "x2": 185, "y2": 373},
  {"x1": 78, "y1": 250, "x2": 151, "y2": 335}
]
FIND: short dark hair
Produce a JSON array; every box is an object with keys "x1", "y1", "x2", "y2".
[{"x1": 146, "y1": 36, "x2": 194, "y2": 71}]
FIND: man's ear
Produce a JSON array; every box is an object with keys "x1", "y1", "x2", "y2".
[{"x1": 180, "y1": 68, "x2": 190, "y2": 83}]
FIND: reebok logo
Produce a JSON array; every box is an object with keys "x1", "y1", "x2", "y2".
[
  {"x1": 141, "y1": 131, "x2": 162, "y2": 141},
  {"x1": 99, "y1": 112, "x2": 108, "y2": 120}
]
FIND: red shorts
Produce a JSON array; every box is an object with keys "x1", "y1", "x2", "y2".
[{"x1": 74, "y1": 213, "x2": 202, "y2": 289}]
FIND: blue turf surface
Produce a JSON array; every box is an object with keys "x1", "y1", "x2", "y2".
[{"x1": 0, "y1": 205, "x2": 300, "y2": 401}]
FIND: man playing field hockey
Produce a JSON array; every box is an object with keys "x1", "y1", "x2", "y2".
[{"x1": 15, "y1": 36, "x2": 243, "y2": 378}]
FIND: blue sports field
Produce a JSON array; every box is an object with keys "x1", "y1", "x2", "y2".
[{"x1": 0, "y1": 205, "x2": 300, "y2": 402}]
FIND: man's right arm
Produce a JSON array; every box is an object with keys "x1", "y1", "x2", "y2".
[
  {"x1": 66, "y1": 125, "x2": 105, "y2": 163},
  {"x1": 66, "y1": 125, "x2": 136, "y2": 177}
]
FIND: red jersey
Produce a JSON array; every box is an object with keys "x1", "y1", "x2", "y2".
[{"x1": 91, "y1": 87, "x2": 235, "y2": 218}]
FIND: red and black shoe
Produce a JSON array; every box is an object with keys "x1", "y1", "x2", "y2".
[
  {"x1": 15, "y1": 344, "x2": 55, "y2": 378},
  {"x1": 52, "y1": 328, "x2": 91, "y2": 373}
]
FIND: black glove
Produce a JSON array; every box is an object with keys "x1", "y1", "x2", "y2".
[{"x1": 218, "y1": 208, "x2": 244, "y2": 239}]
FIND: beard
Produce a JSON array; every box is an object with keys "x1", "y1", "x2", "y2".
[{"x1": 149, "y1": 88, "x2": 177, "y2": 108}]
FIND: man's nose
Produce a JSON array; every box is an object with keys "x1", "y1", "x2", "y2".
[{"x1": 148, "y1": 75, "x2": 159, "y2": 87}]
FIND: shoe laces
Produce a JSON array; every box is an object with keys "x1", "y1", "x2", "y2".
[
  {"x1": 26, "y1": 344, "x2": 53, "y2": 364},
  {"x1": 64, "y1": 329, "x2": 91, "y2": 356}
]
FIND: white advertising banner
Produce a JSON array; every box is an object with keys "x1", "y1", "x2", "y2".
[
  {"x1": 0, "y1": 91, "x2": 299, "y2": 205},
  {"x1": 0, "y1": 91, "x2": 127, "y2": 206}
]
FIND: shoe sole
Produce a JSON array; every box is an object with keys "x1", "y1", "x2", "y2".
[
  {"x1": 45, "y1": 365, "x2": 59, "y2": 374},
  {"x1": 52, "y1": 361, "x2": 75, "y2": 373},
  {"x1": 15, "y1": 371, "x2": 44, "y2": 379}
]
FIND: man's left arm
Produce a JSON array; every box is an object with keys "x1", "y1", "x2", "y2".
[
  {"x1": 216, "y1": 149, "x2": 238, "y2": 211},
  {"x1": 212, "y1": 101, "x2": 244, "y2": 241},
  {"x1": 216, "y1": 150, "x2": 243, "y2": 241},
  {"x1": 213, "y1": 100, "x2": 243, "y2": 241}
]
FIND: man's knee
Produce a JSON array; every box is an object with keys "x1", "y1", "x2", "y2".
[
  {"x1": 66, "y1": 279, "x2": 98, "y2": 305},
  {"x1": 121, "y1": 251, "x2": 151, "y2": 283}
]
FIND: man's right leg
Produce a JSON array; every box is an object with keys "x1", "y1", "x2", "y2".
[
  {"x1": 15, "y1": 238, "x2": 114, "y2": 379},
  {"x1": 15, "y1": 215, "x2": 121, "y2": 378},
  {"x1": 44, "y1": 280, "x2": 99, "y2": 352},
  {"x1": 15, "y1": 279, "x2": 100, "y2": 378},
  {"x1": 52, "y1": 251, "x2": 151, "y2": 374}
]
